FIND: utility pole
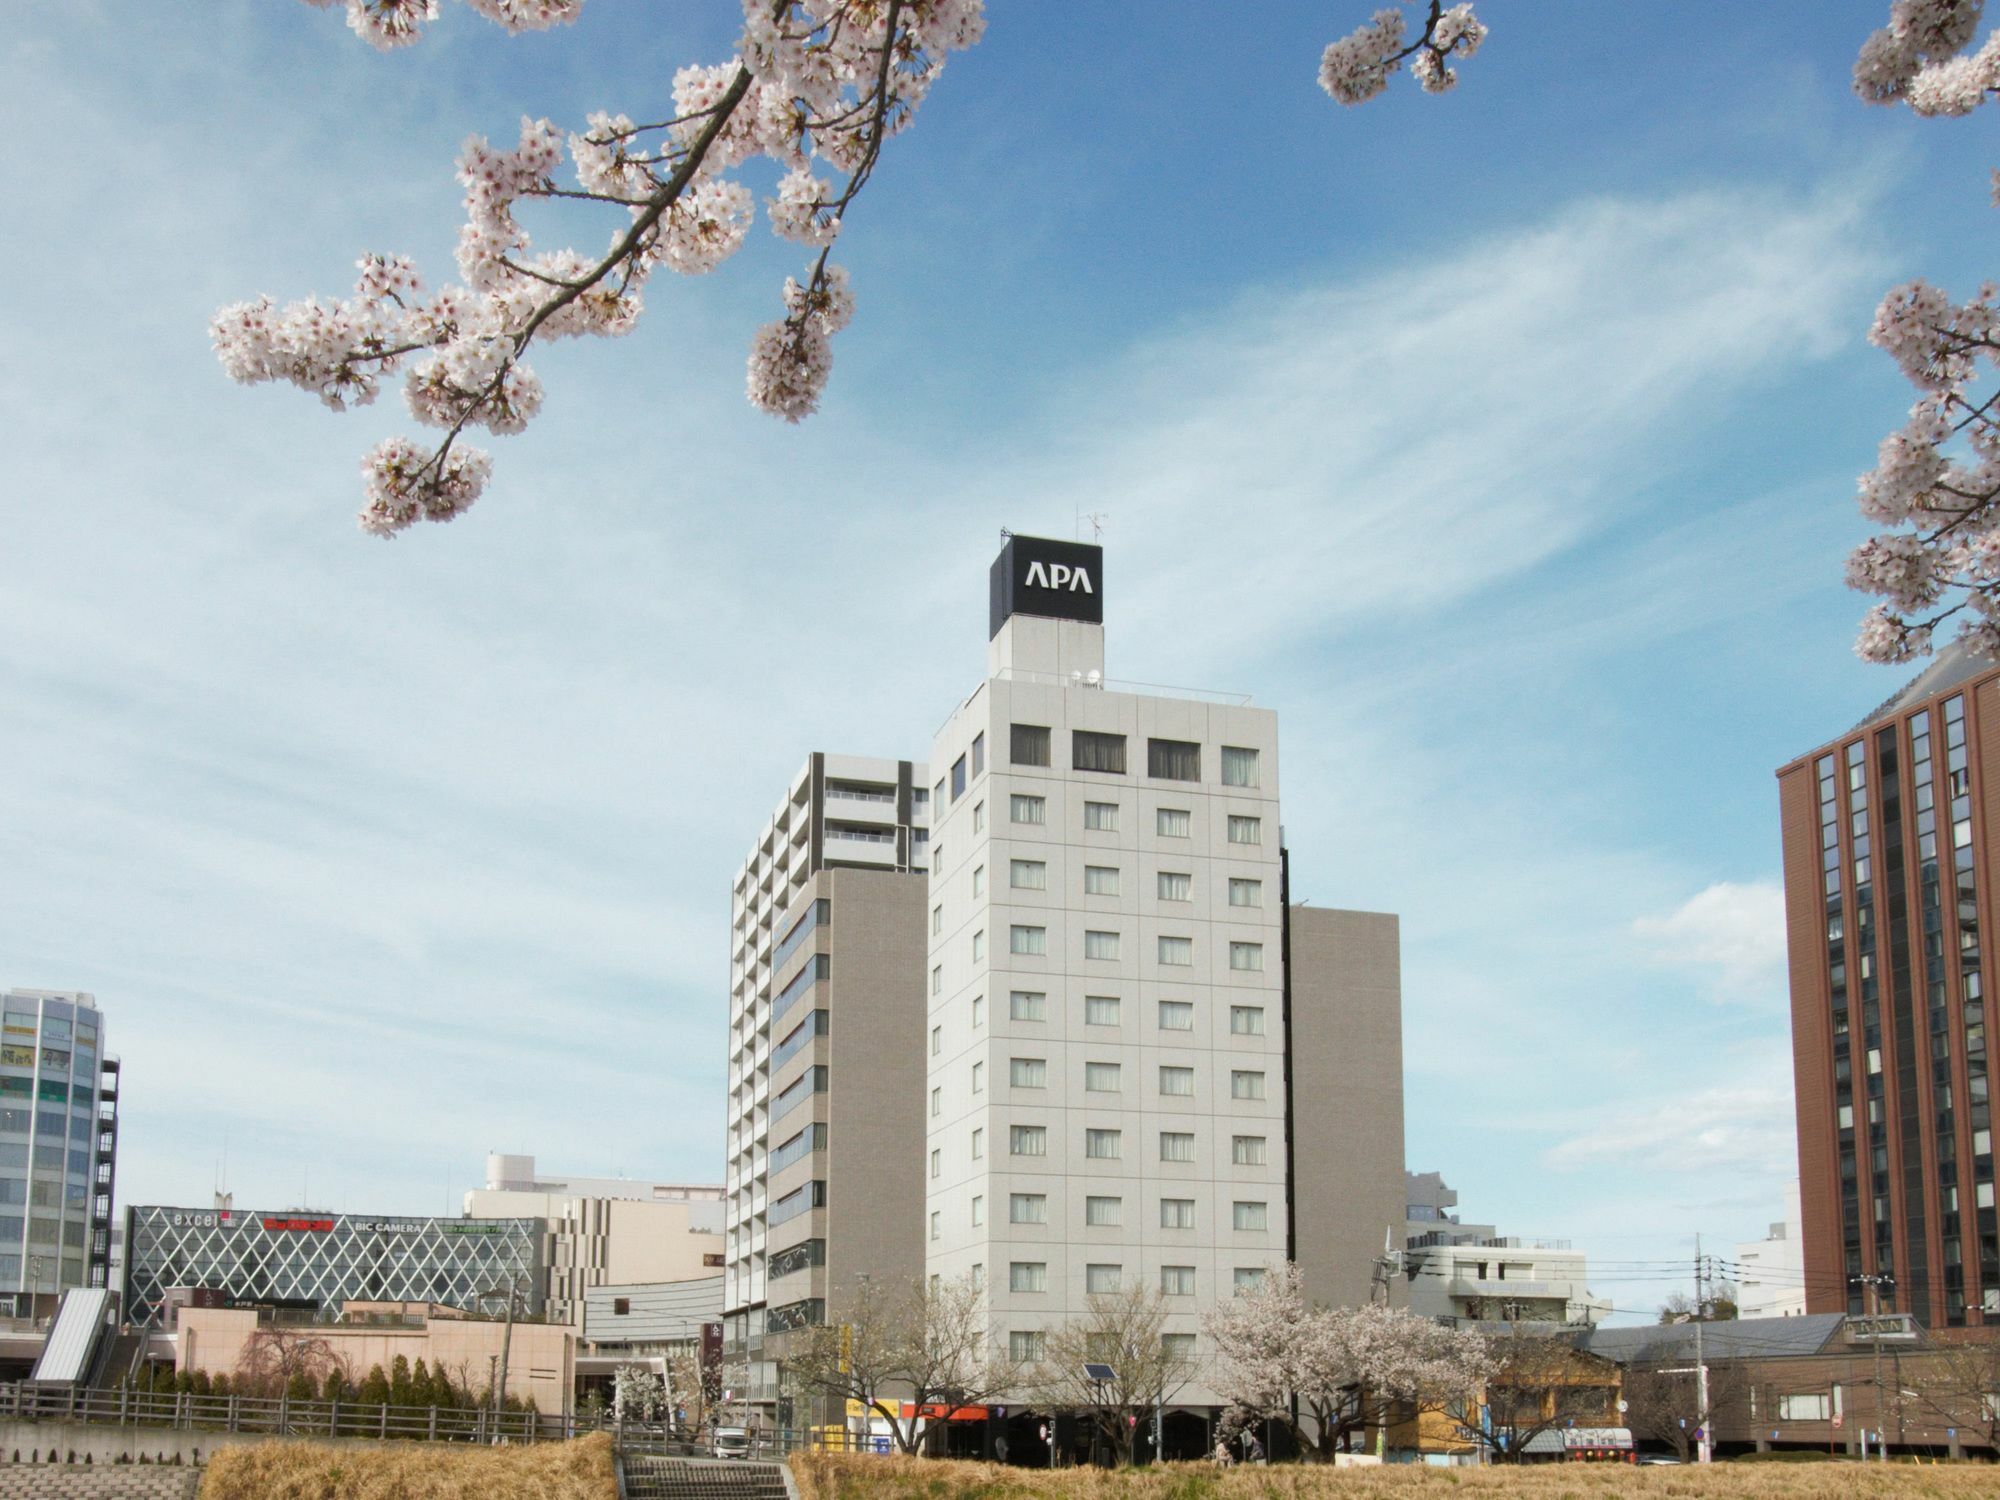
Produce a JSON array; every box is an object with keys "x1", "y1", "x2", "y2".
[
  {"x1": 1853, "y1": 1272, "x2": 1896, "y2": 1463},
  {"x1": 1692, "y1": 1236, "x2": 1711, "y2": 1466}
]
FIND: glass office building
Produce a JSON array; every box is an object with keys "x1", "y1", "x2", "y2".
[{"x1": 0, "y1": 989, "x2": 118, "y2": 1307}]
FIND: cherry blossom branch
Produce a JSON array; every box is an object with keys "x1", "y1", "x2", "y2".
[
  {"x1": 214, "y1": 0, "x2": 985, "y2": 534},
  {"x1": 1844, "y1": 1, "x2": 2000, "y2": 660},
  {"x1": 1319, "y1": 2, "x2": 1487, "y2": 105}
]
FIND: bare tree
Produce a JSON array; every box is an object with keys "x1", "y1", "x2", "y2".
[
  {"x1": 234, "y1": 1326, "x2": 343, "y2": 1398},
  {"x1": 1436, "y1": 1326, "x2": 1619, "y2": 1465},
  {"x1": 1031, "y1": 1285, "x2": 1197, "y2": 1467},
  {"x1": 787, "y1": 1274, "x2": 1019, "y2": 1456},
  {"x1": 1901, "y1": 1338, "x2": 2000, "y2": 1455},
  {"x1": 1622, "y1": 1360, "x2": 1750, "y2": 1463}
]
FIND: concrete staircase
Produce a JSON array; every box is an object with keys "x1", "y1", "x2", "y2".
[{"x1": 621, "y1": 1456, "x2": 791, "y2": 1500}]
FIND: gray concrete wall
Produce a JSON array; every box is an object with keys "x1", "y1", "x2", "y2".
[
  {"x1": 823, "y1": 867, "x2": 929, "y2": 1319},
  {"x1": 1286, "y1": 906, "x2": 1406, "y2": 1311},
  {"x1": 0, "y1": 1463, "x2": 198, "y2": 1500}
]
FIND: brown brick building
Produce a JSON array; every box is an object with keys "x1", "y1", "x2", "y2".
[{"x1": 1779, "y1": 644, "x2": 2000, "y2": 1326}]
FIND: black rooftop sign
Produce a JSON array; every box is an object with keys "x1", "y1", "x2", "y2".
[{"x1": 989, "y1": 534, "x2": 1104, "y2": 639}]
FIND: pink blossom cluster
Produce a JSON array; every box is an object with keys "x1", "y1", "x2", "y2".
[
  {"x1": 1319, "y1": 2, "x2": 1485, "y2": 106},
  {"x1": 1851, "y1": 279, "x2": 2000, "y2": 661},
  {"x1": 220, "y1": 0, "x2": 983, "y2": 533},
  {"x1": 1844, "y1": 3, "x2": 2000, "y2": 660},
  {"x1": 301, "y1": 0, "x2": 581, "y2": 51},
  {"x1": 1855, "y1": 0, "x2": 1998, "y2": 115}
]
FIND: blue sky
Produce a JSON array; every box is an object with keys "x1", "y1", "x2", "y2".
[{"x1": 3, "y1": 2, "x2": 1994, "y2": 1320}]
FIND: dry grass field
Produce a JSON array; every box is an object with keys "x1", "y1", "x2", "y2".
[
  {"x1": 790, "y1": 1451, "x2": 2000, "y2": 1500},
  {"x1": 197, "y1": 1431, "x2": 616, "y2": 1500}
]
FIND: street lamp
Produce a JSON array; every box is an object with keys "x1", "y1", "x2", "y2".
[{"x1": 477, "y1": 1272, "x2": 529, "y2": 1439}]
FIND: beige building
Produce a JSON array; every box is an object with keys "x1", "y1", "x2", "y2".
[
  {"x1": 726, "y1": 755, "x2": 931, "y2": 1420},
  {"x1": 463, "y1": 1158, "x2": 723, "y2": 1329},
  {"x1": 173, "y1": 1304, "x2": 574, "y2": 1413}
]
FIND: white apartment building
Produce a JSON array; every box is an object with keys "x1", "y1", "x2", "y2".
[
  {"x1": 926, "y1": 537, "x2": 1287, "y2": 1391},
  {"x1": 726, "y1": 753, "x2": 930, "y2": 1414},
  {"x1": 1736, "y1": 1179, "x2": 1808, "y2": 1320}
]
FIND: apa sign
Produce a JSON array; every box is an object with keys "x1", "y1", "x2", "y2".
[{"x1": 990, "y1": 535, "x2": 1104, "y2": 637}]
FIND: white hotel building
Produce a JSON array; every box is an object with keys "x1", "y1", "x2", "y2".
[{"x1": 925, "y1": 537, "x2": 1288, "y2": 1388}]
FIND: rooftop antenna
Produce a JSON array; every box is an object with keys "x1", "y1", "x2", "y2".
[{"x1": 1077, "y1": 509, "x2": 1108, "y2": 543}]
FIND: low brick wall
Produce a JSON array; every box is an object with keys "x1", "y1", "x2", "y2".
[{"x1": 0, "y1": 1466, "x2": 200, "y2": 1499}]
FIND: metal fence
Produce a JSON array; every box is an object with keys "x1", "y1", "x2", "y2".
[{"x1": 0, "y1": 1381, "x2": 900, "y2": 1458}]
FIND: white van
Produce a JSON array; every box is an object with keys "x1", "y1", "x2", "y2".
[{"x1": 713, "y1": 1426, "x2": 753, "y2": 1459}]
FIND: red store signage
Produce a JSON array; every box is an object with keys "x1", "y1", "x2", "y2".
[{"x1": 261, "y1": 1216, "x2": 334, "y2": 1232}]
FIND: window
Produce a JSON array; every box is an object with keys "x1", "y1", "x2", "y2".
[
  {"x1": 1158, "y1": 936, "x2": 1193, "y2": 966},
  {"x1": 1086, "y1": 1264, "x2": 1122, "y2": 1294},
  {"x1": 971, "y1": 1194, "x2": 984, "y2": 1226},
  {"x1": 971, "y1": 1262, "x2": 985, "y2": 1292},
  {"x1": 1221, "y1": 746, "x2": 1260, "y2": 788},
  {"x1": 614, "y1": 1297, "x2": 631, "y2": 1315},
  {"x1": 1160, "y1": 1065, "x2": 1194, "y2": 1096},
  {"x1": 1778, "y1": 1393, "x2": 1830, "y2": 1421},
  {"x1": 951, "y1": 755, "x2": 967, "y2": 801},
  {"x1": 1084, "y1": 800, "x2": 1119, "y2": 831},
  {"x1": 1227, "y1": 815, "x2": 1261, "y2": 845},
  {"x1": 1011, "y1": 794, "x2": 1046, "y2": 825},
  {"x1": 973, "y1": 800, "x2": 985, "y2": 834},
  {"x1": 1086, "y1": 1128, "x2": 1122, "y2": 1159},
  {"x1": 972, "y1": 1061, "x2": 985, "y2": 1093},
  {"x1": 972, "y1": 731, "x2": 986, "y2": 777},
  {"x1": 931, "y1": 1210, "x2": 941, "y2": 1241},
  {"x1": 1085, "y1": 865, "x2": 1121, "y2": 896},
  {"x1": 931, "y1": 1148, "x2": 941, "y2": 1179},
  {"x1": 1086, "y1": 930, "x2": 1121, "y2": 960},
  {"x1": 931, "y1": 965, "x2": 942, "y2": 996},
  {"x1": 1010, "y1": 1126, "x2": 1047, "y2": 1157},
  {"x1": 1231, "y1": 1070, "x2": 1267, "y2": 1101},
  {"x1": 1160, "y1": 1131, "x2": 1195, "y2": 1163},
  {"x1": 1011, "y1": 1057, "x2": 1047, "y2": 1088},
  {"x1": 1010, "y1": 1192, "x2": 1048, "y2": 1223},
  {"x1": 1232, "y1": 1135, "x2": 1268, "y2": 1166},
  {"x1": 1233, "y1": 1201, "x2": 1269, "y2": 1231},
  {"x1": 972, "y1": 994, "x2": 985, "y2": 1027},
  {"x1": 1157, "y1": 807, "x2": 1190, "y2": 837},
  {"x1": 1163, "y1": 1333, "x2": 1197, "y2": 1361},
  {"x1": 1011, "y1": 723, "x2": 1051, "y2": 766},
  {"x1": 1148, "y1": 738, "x2": 1201, "y2": 781},
  {"x1": 932, "y1": 904, "x2": 942, "y2": 935},
  {"x1": 930, "y1": 1087, "x2": 941, "y2": 1118},
  {"x1": 935, "y1": 778, "x2": 945, "y2": 807},
  {"x1": 972, "y1": 1127, "x2": 984, "y2": 1159},
  {"x1": 1010, "y1": 991, "x2": 1047, "y2": 1022},
  {"x1": 1073, "y1": 730, "x2": 1128, "y2": 774},
  {"x1": 1228, "y1": 878, "x2": 1261, "y2": 907},
  {"x1": 972, "y1": 930, "x2": 986, "y2": 962},
  {"x1": 1085, "y1": 995, "x2": 1121, "y2": 1026},
  {"x1": 1160, "y1": 1265, "x2": 1195, "y2": 1296},
  {"x1": 1010, "y1": 1262, "x2": 1047, "y2": 1293},
  {"x1": 1085, "y1": 1062, "x2": 1122, "y2": 1092},
  {"x1": 1234, "y1": 1267, "x2": 1267, "y2": 1291},
  {"x1": 1011, "y1": 859, "x2": 1047, "y2": 890},
  {"x1": 1009, "y1": 1330, "x2": 1044, "y2": 1362},
  {"x1": 932, "y1": 1024, "x2": 942, "y2": 1055},
  {"x1": 1010, "y1": 925, "x2": 1047, "y2": 956},
  {"x1": 1230, "y1": 1005, "x2": 1265, "y2": 1036},
  {"x1": 1161, "y1": 1198, "x2": 1195, "y2": 1229},
  {"x1": 1158, "y1": 871, "x2": 1191, "y2": 901},
  {"x1": 972, "y1": 863, "x2": 985, "y2": 896},
  {"x1": 1229, "y1": 942, "x2": 1264, "y2": 972},
  {"x1": 1085, "y1": 1196, "x2": 1122, "y2": 1227},
  {"x1": 1158, "y1": 1000, "x2": 1194, "y2": 1030}
]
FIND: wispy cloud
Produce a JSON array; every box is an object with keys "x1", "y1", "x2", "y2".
[{"x1": 1633, "y1": 881, "x2": 1789, "y2": 1006}]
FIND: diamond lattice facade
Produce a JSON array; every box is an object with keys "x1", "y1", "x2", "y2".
[{"x1": 122, "y1": 1205, "x2": 544, "y2": 1327}]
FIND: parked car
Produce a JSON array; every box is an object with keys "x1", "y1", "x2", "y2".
[{"x1": 713, "y1": 1427, "x2": 753, "y2": 1460}]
